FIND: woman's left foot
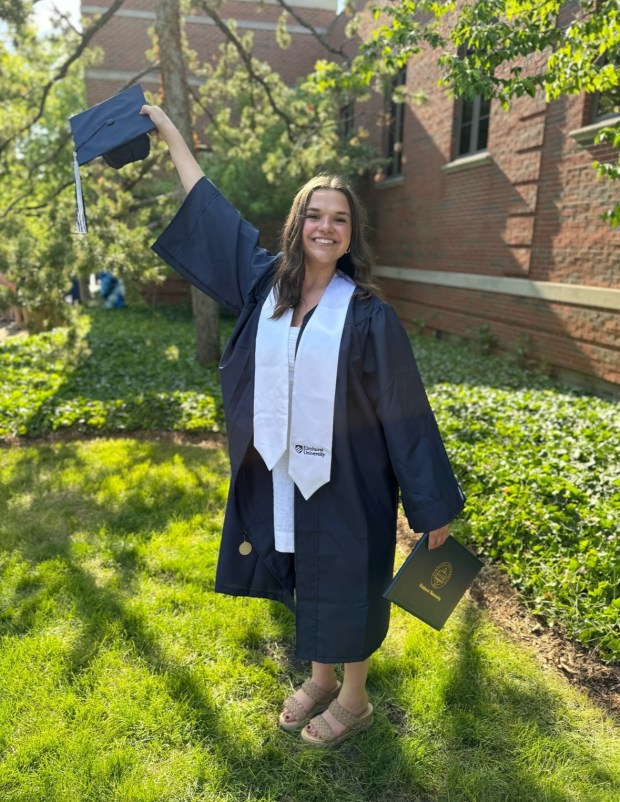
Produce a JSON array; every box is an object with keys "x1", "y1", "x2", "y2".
[{"x1": 301, "y1": 699, "x2": 373, "y2": 747}]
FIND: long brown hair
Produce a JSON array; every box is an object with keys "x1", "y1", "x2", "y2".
[{"x1": 272, "y1": 175, "x2": 382, "y2": 318}]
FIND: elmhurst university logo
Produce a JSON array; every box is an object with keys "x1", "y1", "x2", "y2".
[{"x1": 294, "y1": 444, "x2": 325, "y2": 458}]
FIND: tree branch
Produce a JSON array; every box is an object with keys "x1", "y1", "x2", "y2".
[
  {"x1": 119, "y1": 60, "x2": 161, "y2": 90},
  {"x1": 126, "y1": 192, "x2": 177, "y2": 212},
  {"x1": 188, "y1": 85, "x2": 238, "y2": 150},
  {"x1": 0, "y1": 0, "x2": 128, "y2": 156},
  {"x1": 14, "y1": 180, "x2": 76, "y2": 216},
  {"x1": 196, "y1": 0, "x2": 295, "y2": 136},
  {"x1": 273, "y1": 0, "x2": 351, "y2": 65}
]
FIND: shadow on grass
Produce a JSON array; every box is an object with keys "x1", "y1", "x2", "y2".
[
  {"x1": 0, "y1": 440, "x2": 430, "y2": 800},
  {"x1": 436, "y1": 603, "x2": 616, "y2": 801},
  {"x1": 1, "y1": 441, "x2": 617, "y2": 802},
  {"x1": 0, "y1": 440, "x2": 228, "y2": 629}
]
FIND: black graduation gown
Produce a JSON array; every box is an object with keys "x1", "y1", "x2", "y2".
[{"x1": 152, "y1": 177, "x2": 465, "y2": 663}]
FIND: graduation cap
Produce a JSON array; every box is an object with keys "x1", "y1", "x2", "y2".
[{"x1": 69, "y1": 84, "x2": 156, "y2": 234}]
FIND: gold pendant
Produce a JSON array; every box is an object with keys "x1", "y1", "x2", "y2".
[{"x1": 239, "y1": 540, "x2": 252, "y2": 556}]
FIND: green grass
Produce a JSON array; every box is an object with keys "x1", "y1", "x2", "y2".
[
  {"x1": 1, "y1": 439, "x2": 619, "y2": 802},
  {"x1": 1, "y1": 306, "x2": 618, "y2": 663}
]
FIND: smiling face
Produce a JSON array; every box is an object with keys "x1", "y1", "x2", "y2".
[{"x1": 301, "y1": 189, "x2": 352, "y2": 272}]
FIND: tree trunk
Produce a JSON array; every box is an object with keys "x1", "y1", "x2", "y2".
[
  {"x1": 155, "y1": 0, "x2": 220, "y2": 365},
  {"x1": 78, "y1": 274, "x2": 93, "y2": 303}
]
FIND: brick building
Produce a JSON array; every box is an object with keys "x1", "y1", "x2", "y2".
[
  {"x1": 83, "y1": 0, "x2": 339, "y2": 104},
  {"x1": 83, "y1": 1, "x2": 620, "y2": 391},
  {"x1": 359, "y1": 11, "x2": 620, "y2": 392}
]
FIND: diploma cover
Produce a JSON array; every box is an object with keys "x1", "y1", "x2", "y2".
[{"x1": 383, "y1": 533, "x2": 483, "y2": 630}]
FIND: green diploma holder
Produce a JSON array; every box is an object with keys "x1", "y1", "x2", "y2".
[{"x1": 383, "y1": 532, "x2": 484, "y2": 630}]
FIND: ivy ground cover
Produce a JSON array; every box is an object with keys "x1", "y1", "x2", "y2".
[
  {"x1": 0, "y1": 307, "x2": 618, "y2": 662},
  {"x1": 411, "y1": 337, "x2": 620, "y2": 664}
]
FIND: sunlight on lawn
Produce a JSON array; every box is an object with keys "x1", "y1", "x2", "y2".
[{"x1": 0, "y1": 439, "x2": 618, "y2": 802}]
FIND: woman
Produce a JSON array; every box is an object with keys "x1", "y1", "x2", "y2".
[{"x1": 142, "y1": 104, "x2": 465, "y2": 747}]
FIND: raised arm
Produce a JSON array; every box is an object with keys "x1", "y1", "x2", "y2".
[{"x1": 140, "y1": 104, "x2": 204, "y2": 195}]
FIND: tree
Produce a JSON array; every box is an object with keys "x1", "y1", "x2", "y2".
[
  {"x1": 0, "y1": 0, "x2": 28, "y2": 26},
  {"x1": 0, "y1": 1, "x2": 169, "y2": 328},
  {"x1": 0, "y1": 0, "x2": 382, "y2": 331},
  {"x1": 191, "y1": 23, "x2": 378, "y2": 228},
  {"x1": 0, "y1": 13, "x2": 87, "y2": 327},
  {"x1": 155, "y1": 0, "x2": 220, "y2": 365}
]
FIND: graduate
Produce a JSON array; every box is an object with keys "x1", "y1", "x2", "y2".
[{"x1": 143, "y1": 104, "x2": 465, "y2": 747}]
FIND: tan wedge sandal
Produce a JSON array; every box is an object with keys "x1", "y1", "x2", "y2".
[
  {"x1": 278, "y1": 679, "x2": 341, "y2": 732},
  {"x1": 301, "y1": 698, "x2": 374, "y2": 747}
]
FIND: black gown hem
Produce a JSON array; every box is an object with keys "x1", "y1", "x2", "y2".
[{"x1": 215, "y1": 584, "x2": 295, "y2": 613}]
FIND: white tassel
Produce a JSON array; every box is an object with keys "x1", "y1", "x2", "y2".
[{"x1": 73, "y1": 150, "x2": 87, "y2": 234}]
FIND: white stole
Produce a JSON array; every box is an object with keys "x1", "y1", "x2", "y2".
[{"x1": 253, "y1": 271, "x2": 355, "y2": 501}]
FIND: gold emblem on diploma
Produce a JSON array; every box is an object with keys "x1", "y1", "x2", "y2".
[{"x1": 431, "y1": 561, "x2": 453, "y2": 589}]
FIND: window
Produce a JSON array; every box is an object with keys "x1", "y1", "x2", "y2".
[
  {"x1": 384, "y1": 67, "x2": 407, "y2": 178},
  {"x1": 340, "y1": 101, "x2": 355, "y2": 141},
  {"x1": 453, "y1": 43, "x2": 491, "y2": 158},
  {"x1": 456, "y1": 95, "x2": 491, "y2": 157},
  {"x1": 593, "y1": 90, "x2": 620, "y2": 120},
  {"x1": 591, "y1": 56, "x2": 620, "y2": 122}
]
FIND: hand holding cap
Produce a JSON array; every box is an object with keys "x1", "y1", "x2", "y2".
[{"x1": 69, "y1": 84, "x2": 156, "y2": 233}]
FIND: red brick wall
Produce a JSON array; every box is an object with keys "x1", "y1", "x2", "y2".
[
  {"x1": 83, "y1": 0, "x2": 338, "y2": 103},
  {"x1": 390, "y1": 282, "x2": 620, "y2": 388},
  {"x1": 530, "y1": 94, "x2": 619, "y2": 287},
  {"x1": 357, "y1": 8, "x2": 620, "y2": 390},
  {"x1": 140, "y1": 274, "x2": 191, "y2": 306}
]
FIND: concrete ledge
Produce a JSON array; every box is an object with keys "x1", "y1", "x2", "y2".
[
  {"x1": 374, "y1": 266, "x2": 620, "y2": 312},
  {"x1": 374, "y1": 175, "x2": 405, "y2": 190},
  {"x1": 82, "y1": 6, "x2": 329, "y2": 34},
  {"x1": 441, "y1": 150, "x2": 493, "y2": 173},
  {"x1": 85, "y1": 68, "x2": 204, "y2": 87},
  {"x1": 569, "y1": 115, "x2": 620, "y2": 145}
]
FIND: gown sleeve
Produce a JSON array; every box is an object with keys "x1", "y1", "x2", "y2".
[
  {"x1": 151, "y1": 177, "x2": 278, "y2": 315},
  {"x1": 365, "y1": 303, "x2": 465, "y2": 533}
]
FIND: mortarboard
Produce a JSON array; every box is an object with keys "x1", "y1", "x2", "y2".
[{"x1": 69, "y1": 84, "x2": 156, "y2": 234}]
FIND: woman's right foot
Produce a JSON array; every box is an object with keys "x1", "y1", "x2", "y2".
[{"x1": 278, "y1": 678, "x2": 340, "y2": 731}]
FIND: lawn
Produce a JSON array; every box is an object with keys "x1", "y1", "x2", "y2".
[
  {"x1": 1, "y1": 306, "x2": 618, "y2": 663},
  {"x1": 0, "y1": 439, "x2": 619, "y2": 802}
]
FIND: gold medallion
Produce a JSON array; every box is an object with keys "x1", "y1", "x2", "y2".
[{"x1": 239, "y1": 540, "x2": 252, "y2": 556}]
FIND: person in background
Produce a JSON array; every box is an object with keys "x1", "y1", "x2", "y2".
[
  {"x1": 97, "y1": 271, "x2": 125, "y2": 309},
  {"x1": 142, "y1": 104, "x2": 465, "y2": 748},
  {"x1": 68, "y1": 277, "x2": 81, "y2": 305}
]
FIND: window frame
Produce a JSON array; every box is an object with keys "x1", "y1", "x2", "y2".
[
  {"x1": 339, "y1": 101, "x2": 355, "y2": 142},
  {"x1": 456, "y1": 94, "x2": 491, "y2": 158},
  {"x1": 590, "y1": 83, "x2": 620, "y2": 124},
  {"x1": 384, "y1": 66, "x2": 407, "y2": 178},
  {"x1": 586, "y1": 50, "x2": 620, "y2": 123}
]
